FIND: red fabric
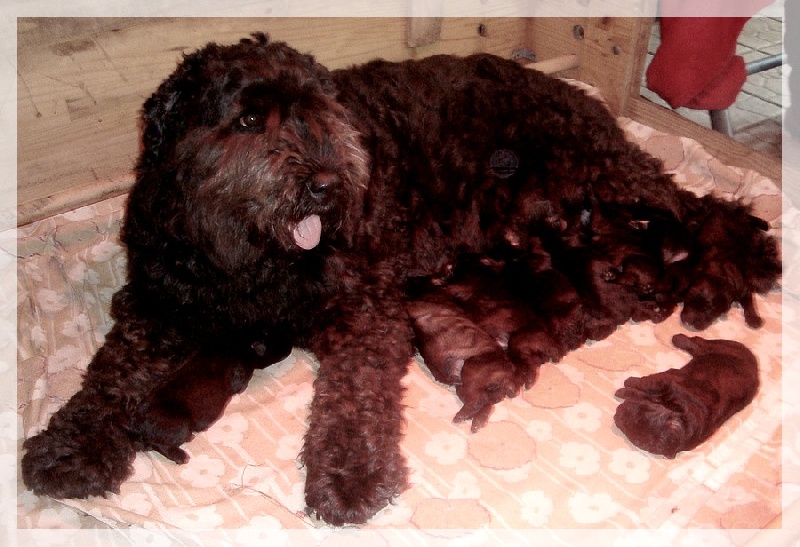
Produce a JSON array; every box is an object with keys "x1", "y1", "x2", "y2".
[
  {"x1": 657, "y1": 0, "x2": 773, "y2": 17},
  {"x1": 646, "y1": 0, "x2": 775, "y2": 111},
  {"x1": 646, "y1": 17, "x2": 749, "y2": 110}
]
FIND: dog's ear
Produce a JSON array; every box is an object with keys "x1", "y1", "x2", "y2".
[
  {"x1": 138, "y1": 49, "x2": 208, "y2": 168},
  {"x1": 140, "y1": 83, "x2": 182, "y2": 164},
  {"x1": 138, "y1": 40, "x2": 232, "y2": 168}
]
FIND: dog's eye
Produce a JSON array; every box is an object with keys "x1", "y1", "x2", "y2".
[{"x1": 238, "y1": 113, "x2": 263, "y2": 129}]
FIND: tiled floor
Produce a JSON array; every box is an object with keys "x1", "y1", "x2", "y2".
[{"x1": 641, "y1": 17, "x2": 783, "y2": 160}]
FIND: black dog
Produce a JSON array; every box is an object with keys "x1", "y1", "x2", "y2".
[
  {"x1": 614, "y1": 334, "x2": 759, "y2": 458},
  {"x1": 22, "y1": 34, "x2": 780, "y2": 525}
]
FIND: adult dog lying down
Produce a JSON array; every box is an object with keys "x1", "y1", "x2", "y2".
[{"x1": 21, "y1": 34, "x2": 780, "y2": 526}]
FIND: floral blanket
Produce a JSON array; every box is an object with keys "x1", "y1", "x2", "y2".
[{"x1": 15, "y1": 102, "x2": 795, "y2": 545}]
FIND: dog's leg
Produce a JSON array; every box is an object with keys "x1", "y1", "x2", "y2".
[
  {"x1": 21, "y1": 290, "x2": 187, "y2": 498},
  {"x1": 739, "y1": 293, "x2": 764, "y2": 329},
  {"x1": 302, "y1": 275, "x2": 414, "y2": 526}
]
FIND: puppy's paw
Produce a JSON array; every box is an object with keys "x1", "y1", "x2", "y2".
[
  {"x1": 453, "y1": 352, "x2": 520, "y2": 432},
  {"x1": 22, "y1": 420, "x2": 136, "y2": 499},
  {"x1": 453, "y1": 400, "x2": 494, "y2": 433},
  {"x1": 507, "y1": 328, "x2": 563, "y2": 387},
  {"x1": 613, "y1": 377, "x2": 701, "y2": 458},
  {"x1": 155, "y1": 444, "x2": 190, "y2": 465}
]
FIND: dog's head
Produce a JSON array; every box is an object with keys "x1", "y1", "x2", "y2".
[
  {"x1": 680, "y1": 276, "x2": 734, "y2": 330},
  {"x1": 127, "y1": 33, "x2": 369, "y2": 273}
]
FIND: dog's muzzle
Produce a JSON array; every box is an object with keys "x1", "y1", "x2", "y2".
[{"x1": 306, "y1": 172, "x2": 339, "y2": 199}]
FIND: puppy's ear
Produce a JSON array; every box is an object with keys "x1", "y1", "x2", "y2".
[{"x1": 748, "y1": 214, "x2": 769, "y2": 232}]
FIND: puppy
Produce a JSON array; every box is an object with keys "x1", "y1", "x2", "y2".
[
  {"x1": 679, "y1": 196, "x2": 780, "y2": 330},
  {"x1": 130, "y1": 339, "x2": 291, "y2": 464},
  {"x1": 613, "y1": 334, "x2": 759, "y2": 458},
  {"x1": 407, "y1": 256, "x2": 530, "y2": 431},
  {"x1": 586, "y1": 201, "x2": 691, "y2": 326}
]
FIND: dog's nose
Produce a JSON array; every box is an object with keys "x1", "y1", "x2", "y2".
[{"x1": 307, "y1": 172, "x2": 339, "y2": 197}]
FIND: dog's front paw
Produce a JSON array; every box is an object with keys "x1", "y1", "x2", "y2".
[
  {"x1": 302, "y1": 372, "x2": 409, "y2": 526},
  {"x1": 303, "y1": 437, "x2": 408, "y2": 526},
  {"x1": 22, "y1": 418, "x2": 137, "y2": 499},
  {"x1": 453, "y1": 351, "x2": 520, "y2": 432},
  {"x1": 304, "y1": 461, "x2": 407, "y2": 526},
  {"x1": 613, "y1": 377, "x2": 701, "y2": 458}
]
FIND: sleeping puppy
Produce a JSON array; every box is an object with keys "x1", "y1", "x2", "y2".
[
  {"x1": 681, "y1": 261, "x2": 763, "y2": 330},
  {"x1": 501, "y1": 238, "x2": 586, "y2": 362},
  {"x1": 613, "y1": 333, "x2": 759, "y2": 458},
  {"x1": 406, "y1": 247, "x2": 578, "y2": 431},
  {"x1": 405, "y1": 288, "x2": 521, "y2": 432},
  {"x1": 129, "y1": 338, "x2": 291, "y2": 464},
  {"x1": 679, "y1": 196, "x2": 780, "y2": 330},
  {"x1": 552, "y1": 241, "x2": 644, "y2": 342},
  {"x1": 587, "y1": 201, "x2": 691, "y2": 326},
  {"x1": 605, "y1": 253, "x2": 677, "y2": 324}
]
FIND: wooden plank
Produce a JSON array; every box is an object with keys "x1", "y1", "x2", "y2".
[
  {"x1": 524, "y1": 18, "x2": 584, "y2": 80},
  {"x1": 526, "y1": 18, "x2": 652, "y2": 115},
  {"x1": 525, "y1": 54, "x2": 579, "y2": 74},
  {"x1": 625, "y1": 17, "x2": 655, "y2": 106},
  {"x1": 408, "y1": 17, "x2": 443, "y2": 47},
  {"x1": 574, "y1": 18, "x2": 651, "y2": 115},
  {"x1": 410, "y1": 18, "x2": 525, "y2": 59},
  {"x1": 626, "y1": 97, "x2": 782, "y2": 185},
  {"x1": 18, "y1": 17, "x2": 527, "y2": 225}
]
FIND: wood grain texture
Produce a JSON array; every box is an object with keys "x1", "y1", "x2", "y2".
[
  {"x1": 626, "y1": 98, "x2": 781, "y2": 186},
  {"x1": 526, "y1": 17, "x2": 651, "y2": 116},
  {"x1": 18, "y1": 17, "x2": 525, "y2": 225},
  {"x1": 19, "y1": 17, "x2": 778, "y2": 225}
]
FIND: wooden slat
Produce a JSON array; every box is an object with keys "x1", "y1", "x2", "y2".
[
  {"x1": 407, "y1": 18, "x2": 443, "y2": 47},
  {"x1": 574, "y1": 18, "x2": 647, "y2": 115},
  {"x1": 526, "y1": 18, "x2": 653, "y2": 116},
  {"x1": 524, "y1": 18, "x2": 584, "y2": 80},
  {"x1": 625, "y1": 97, "x2": 782, "y2": 185},
  {"x1": 524, "y1": 53, "x2": 579, "y2": 74}
]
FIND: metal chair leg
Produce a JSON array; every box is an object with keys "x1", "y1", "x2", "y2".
[
  {"x1": 710, "y1": 109, "x2": 734, "y2": 136},
  {"x1": 709, "y1": 53, "x2": 786, "y2": 136}
]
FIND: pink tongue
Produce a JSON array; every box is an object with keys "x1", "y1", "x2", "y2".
[{"x1": 292, "y1": 215, "x2": 322, "y2": 250}]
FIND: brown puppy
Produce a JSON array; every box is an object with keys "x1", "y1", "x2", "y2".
[
  {"x1": 129, "y1": 338, "x2": 291, "y2": 464},
  {"x1": 406, "y1": 256, "x2": 532, "y2": 432},
  {"x1": 613, "y1": 334, "x2": 759, "y2": 458}
]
